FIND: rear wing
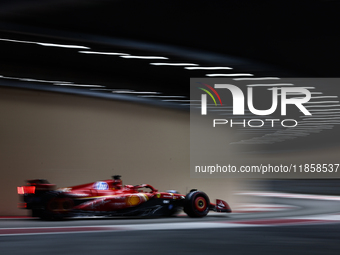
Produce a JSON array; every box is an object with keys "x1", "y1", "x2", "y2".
[
  {"x1": 18, "y1": 179, "x2": 56, "y2": 195},
  {"x1": 27, "y1": 179, "x2": 50, "y2": 185}
]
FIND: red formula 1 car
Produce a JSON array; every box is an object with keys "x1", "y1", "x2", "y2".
[{"x1": 17, "y1": 175, "x2": 231, "y2": 220}]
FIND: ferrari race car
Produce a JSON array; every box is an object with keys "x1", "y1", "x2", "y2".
[{"x1": 17, "y1": 175, "x2": 231, "y2": 220}]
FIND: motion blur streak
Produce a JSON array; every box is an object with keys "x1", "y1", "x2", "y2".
[
  {"x1": 138, "y1": 95, "x2": 186, "y2": 98},
  {"x1": 305, "y1": 105, "x2": 340, "y2": 108},
  {"x1": 2, "y1": 191, "x2": 340, "y2": 254},
  {"x1": 247, "y1": 83, "x2": 294, "y2": 87},
  {"x1": 53, "y1": 84, "x2": 105, "y2": 88},
  {"x1": 150, "y1": 63, "x2": 198, "y2": 66},
  {"x1": 184, "y1": 67, "x2": 232, "y2": 70},
  {"x1": 162, "y1": 100, "x2": 196, "y2": 102},
  {"x1": 302, "y1": 117, "x2": 340, "y2": 120},
  {"x1": 78, "y1": 51, "x2": 129, "y2": 55},
  {"x1": 120, "y1": 56, "x2": 168, "y2": 59},
  {"x1": 112, "y1": 91, "x2": 161, "y2": 94},
  {"x1": 1, "y1": 225, "x2": 340, "y2": 255},
  {"x1": 269, "y1": 87, "x2": 315, "y2": 91},
  {"x1": 0, "y1": 38, "x2": 89, "y2": 49},
  {"x1": 310, "y1": 109, "x2": 340, "y2": 112},
  {"x1": 312, "y1": 96, "x2": 338, "y2": 99},
  {"x1": 312, "y1": 112, "x2": 340, "y2": 114},
  {"x1": 206, "y1": 73, "x2": 254, "y2": 77},
  {"x1": 233, "y1": 77, "x2": 281, "y2": 80}
]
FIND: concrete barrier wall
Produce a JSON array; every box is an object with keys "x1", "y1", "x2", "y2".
[{"x1": 0, "y1": 87, "x2": 239, "y2": 215}]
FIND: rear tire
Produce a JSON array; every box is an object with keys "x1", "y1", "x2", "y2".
[
  {"x1": 184, "y1": 191, "x2": 210, "y2": 218},
  {"x1": 40, "y1": 193, "x2": 74, "y2": 220}
]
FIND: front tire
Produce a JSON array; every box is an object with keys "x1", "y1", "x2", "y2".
[{"x1": 184, "y1": 191, "x2": 210, "y2": 218}]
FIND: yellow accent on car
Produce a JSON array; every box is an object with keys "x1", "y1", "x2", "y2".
[{"x1": 127, "y1": 195, "x2": 140, "y2": 206}]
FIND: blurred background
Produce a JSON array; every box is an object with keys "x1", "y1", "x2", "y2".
[
  {"x1": 1, "y1": 0, "x2": 340, "y2": 215},
  {"x1": 1, "y1": 1, "x2": 340, "y2": 254}
]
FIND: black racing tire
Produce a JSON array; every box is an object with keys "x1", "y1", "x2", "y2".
[
  {"x1": 39, "y1": 192, "x2": 73, "y2": 220},
  {"x1": 183, "y1": 191, "x2": 210, "y2": 218}
]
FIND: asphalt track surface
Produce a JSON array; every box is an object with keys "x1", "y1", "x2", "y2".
[{"x1": 1, "y1": 194, "x2": 340, "y2": 255}]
